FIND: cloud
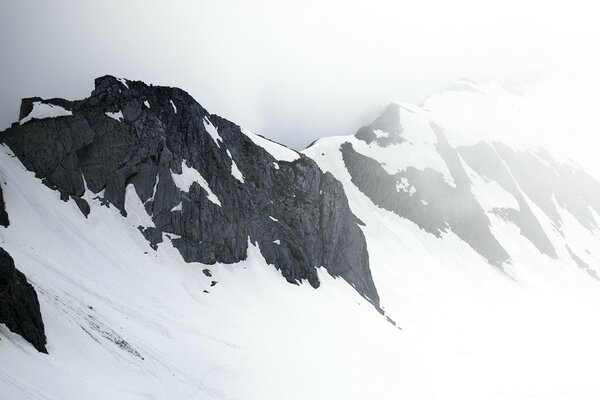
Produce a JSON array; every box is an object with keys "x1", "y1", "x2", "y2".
[{"x1": 1, "y1": 0, "x2": 599, "y2": 151}]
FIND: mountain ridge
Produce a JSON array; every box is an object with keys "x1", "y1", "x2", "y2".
[{"x1": 0, "y1": 75, "x2": 380, "y2": 309}]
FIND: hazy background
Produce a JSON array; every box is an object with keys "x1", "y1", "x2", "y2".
[{"x1": 1, "y1": 0, "x2": 599, "y2": 149}]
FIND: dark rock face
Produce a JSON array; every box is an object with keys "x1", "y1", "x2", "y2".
[
  {"x1": 0, "y1": 247, "x2": 47, "y2": 353},
  {"x1": 340, "y1": 137, "x2": 511, "y2": 268},
  {"x1": 343, "y1": 102, "x2": 600, "y2": 268},
  {"x1": 355, "y1": 103, "x2": 404, "y2": 147},
  {"x1": 0, "y1": 76, "x2": 379, "y2": 308},
  {"x1": 343, "y1": 108, "x2": 513, "y2": 267},
  {"x1": 0, "y1": 185, "x2": 8, "y2": 227}
]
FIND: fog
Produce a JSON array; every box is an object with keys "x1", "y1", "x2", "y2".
[{"x1": 1, "y1": 0, "x2": 599, "y2": 150}]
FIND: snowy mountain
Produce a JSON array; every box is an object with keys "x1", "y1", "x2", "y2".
[{"x1": 2, "y1": 77, "x2": 600, "y2": 399}]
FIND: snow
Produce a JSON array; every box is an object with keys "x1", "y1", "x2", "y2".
[
  {"x1": 373, "y1": 129, "x2": 389, "y2": 138},
  {"x1": 0, "y1": 146, "x2": 408, "y2": 399},
  {"x1": 458, "y1": 154, "x2": 519, "y2": 211},
  {"x1": 124, "y1": 184, "x2": 154, "y2": 227},
  {"x1": 272, "y1": 240, "x2": 281, "y2": 245},
  {"x1": 170, "y1": 202, "x2": 182, "y2": 212},
  {"x1": 170, "y1": 100, "x2": 177, "y2": 114},
  {"x1": 226, "y1": 150, "x2": 244, "y2": 183},
  {"x1": 269, "y1": 216, "x2": 278, "y2": 222},
  {"x1": 1, "y1": 137, "x2": 596, "y2": 400},
  {"x1": 105, "y1": 111, "x2": 124, "y2": 122},
  {"x1": 306, "y1": 106, "x2": 456, "y2": 188},
  {"x1": 304, "y1": 123, "x2": 600, "y2": 400},
  {"x1": 396, "y1": 177, "x2": 415, "y2": 195},
  {"x1": 116, "y1": 77, "x2": 129, "y2": 89},
  {"x1": 171, "y1": 160, "x2": 221, "y2": 206},
  {"x1": 143, "y1": 100, "x2": 150, "y2": 108},
  {"x1": 19, "y1": 102, "x2": 72, "y2": 125},
  {"x1": 273, "y1": 162, "x2": 280, "y2": 169},
  {"x1": 203, "y1": 117, "x2": 223, "y2": 147},
  {"x1": 241, "y1": 127, "x2": 300, "y2": 162}
]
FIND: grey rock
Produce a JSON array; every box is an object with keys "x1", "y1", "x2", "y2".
[
  {"x1": 565, "y1": 245, "x2": 600, "y2": 280},
  {"x1": 341, "y1": 140, "x2": 510, "y2": 268},
  {"x1": 0, "y1": 185, "x2": 8, "y2": 227},
  {"x1": 0, "y1": 247, "x2": 47, "y2": 353},
  {"x1": 355, "y1": 103, "x2": 404, "y2": 147},
  {"x1": 0, "y1": 76, "x2": 380, "y2": 309},
  {"x1": 457, "y1": 142, "x2": 557, "y2": 258},
  {"x1": 341, "y1": 107, "x2": 512, "y2": 268}
]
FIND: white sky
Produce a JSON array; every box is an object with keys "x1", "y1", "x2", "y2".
[{"x1": 1, "y1": 0, "x2": 599, "y2": 150}]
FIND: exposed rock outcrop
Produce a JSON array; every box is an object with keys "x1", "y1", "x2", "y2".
[
  {"x1": 0, "y1": 185, "x2": 8, "y2": 227},
  {"x1": 0, "y1": 247, "x2": 47, "y2": 353},
  {"x1": 0, "y1": 76, "x2": 379, "y2": 308}
]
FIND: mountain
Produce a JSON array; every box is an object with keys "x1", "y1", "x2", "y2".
[{"x1": 2, "y1": 77, "x2": 600, "y2": 399}]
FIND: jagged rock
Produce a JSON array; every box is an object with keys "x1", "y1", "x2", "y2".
[
  {"x1": 0, "y1": 247, "x2": 47, "y2": 353},
  {"x1": 0, "y1": 76, "x2": 380, "y2": 308},
  {"x1": 0, "y1": 185, "x2": 8, "y2": 227}
]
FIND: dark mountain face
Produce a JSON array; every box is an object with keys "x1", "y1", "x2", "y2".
[
  {"x1": 0, "y1": 76, "x2": 379, "y2": 309},
  {"x1": 0, "y1": 247, "x2": 47, "y2": 353},
  {"x1": 343, "y1": 122, "x2": 511, "y2": 268},
  {"x1": 340, "y1": 103, "x2": 600, "y2": 269},
  {"x1": 0, "y1": 184, "x2": 8, "y2": 227},
  {"x1": 0, "y1": 184, "x2": 46, "y2": 353}
]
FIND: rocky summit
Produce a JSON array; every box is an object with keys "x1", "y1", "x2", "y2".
[{"x1": 0, "y1": 76, "x2": 379, "y2": 313}]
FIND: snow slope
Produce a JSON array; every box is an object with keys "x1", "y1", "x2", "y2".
[
  {"x1": 303, "y1": 82, "x2": 600, "y2": 399},
  {"x1": 0, "y1": 146, "x2": 406, "y2": 400}
]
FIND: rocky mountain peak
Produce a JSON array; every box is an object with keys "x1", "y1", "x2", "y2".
[{"x1": 0, "y1": 76, "x2": 381, "y2": 313}]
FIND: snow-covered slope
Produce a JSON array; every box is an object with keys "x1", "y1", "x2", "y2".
[
  {"x1": 303, "y1": 81, "x2": 600, "y2": 398},
  {"x1": 3, "y1": 77, "x2": 600, "y2": 400}
]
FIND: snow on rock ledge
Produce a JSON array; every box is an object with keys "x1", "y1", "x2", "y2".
[{"x1": 19, "y1": 101, "x2": 72, "y2": 125}]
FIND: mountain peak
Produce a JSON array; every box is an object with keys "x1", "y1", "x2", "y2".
[
  {"x1": 355, "y1": 102, "x2": 403, "y2": 147},
  {"x1": 1, "y1": 76, "x2": 381, "y2": 313}
]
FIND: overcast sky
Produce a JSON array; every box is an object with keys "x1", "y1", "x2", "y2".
[{"x1": 1, "y1": 0, "x2": 599, "y2": 149}]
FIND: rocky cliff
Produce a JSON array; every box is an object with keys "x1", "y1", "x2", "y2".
[{"x1": 0, "y1": 76, "x2": 379, "y2": 308}]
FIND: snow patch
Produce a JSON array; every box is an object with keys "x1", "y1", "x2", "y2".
[
  {"x1": 373, "y1": 129, "x2": 389, "y2": 139},
  {"x1": 226, "y1": 150, "x2": 244, "y2": 183},
  {"x1": 20, "y1": 102, "x2": 72, "y2": 125},
  {"x1": 170, "y1": 100, "x2": 177, "y2": 114},
  {"x1": 105, "y1": 111, "x2": 124, "y2": 122},
  {"x1": 241, "y1": 127, "x2": 299, "y2": 162},
  {"x1": 143, "y1": 101, "x2": 150, "y2": 108},
  {"x1": 124, "y1": 184, "x2": 154, "y2": 227},
  {"x1": 116, "y1": 77, "x2": 129, "y2": 89},
  {"x1": 396, "y1": 177, "x2": 416, "y2": 196},
  {"x1": 203, "y1": 117, "x2": 223, "y2": 147},
  {"x1": 171, "y1": 160, "x2": 221, "y2": 206}
]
